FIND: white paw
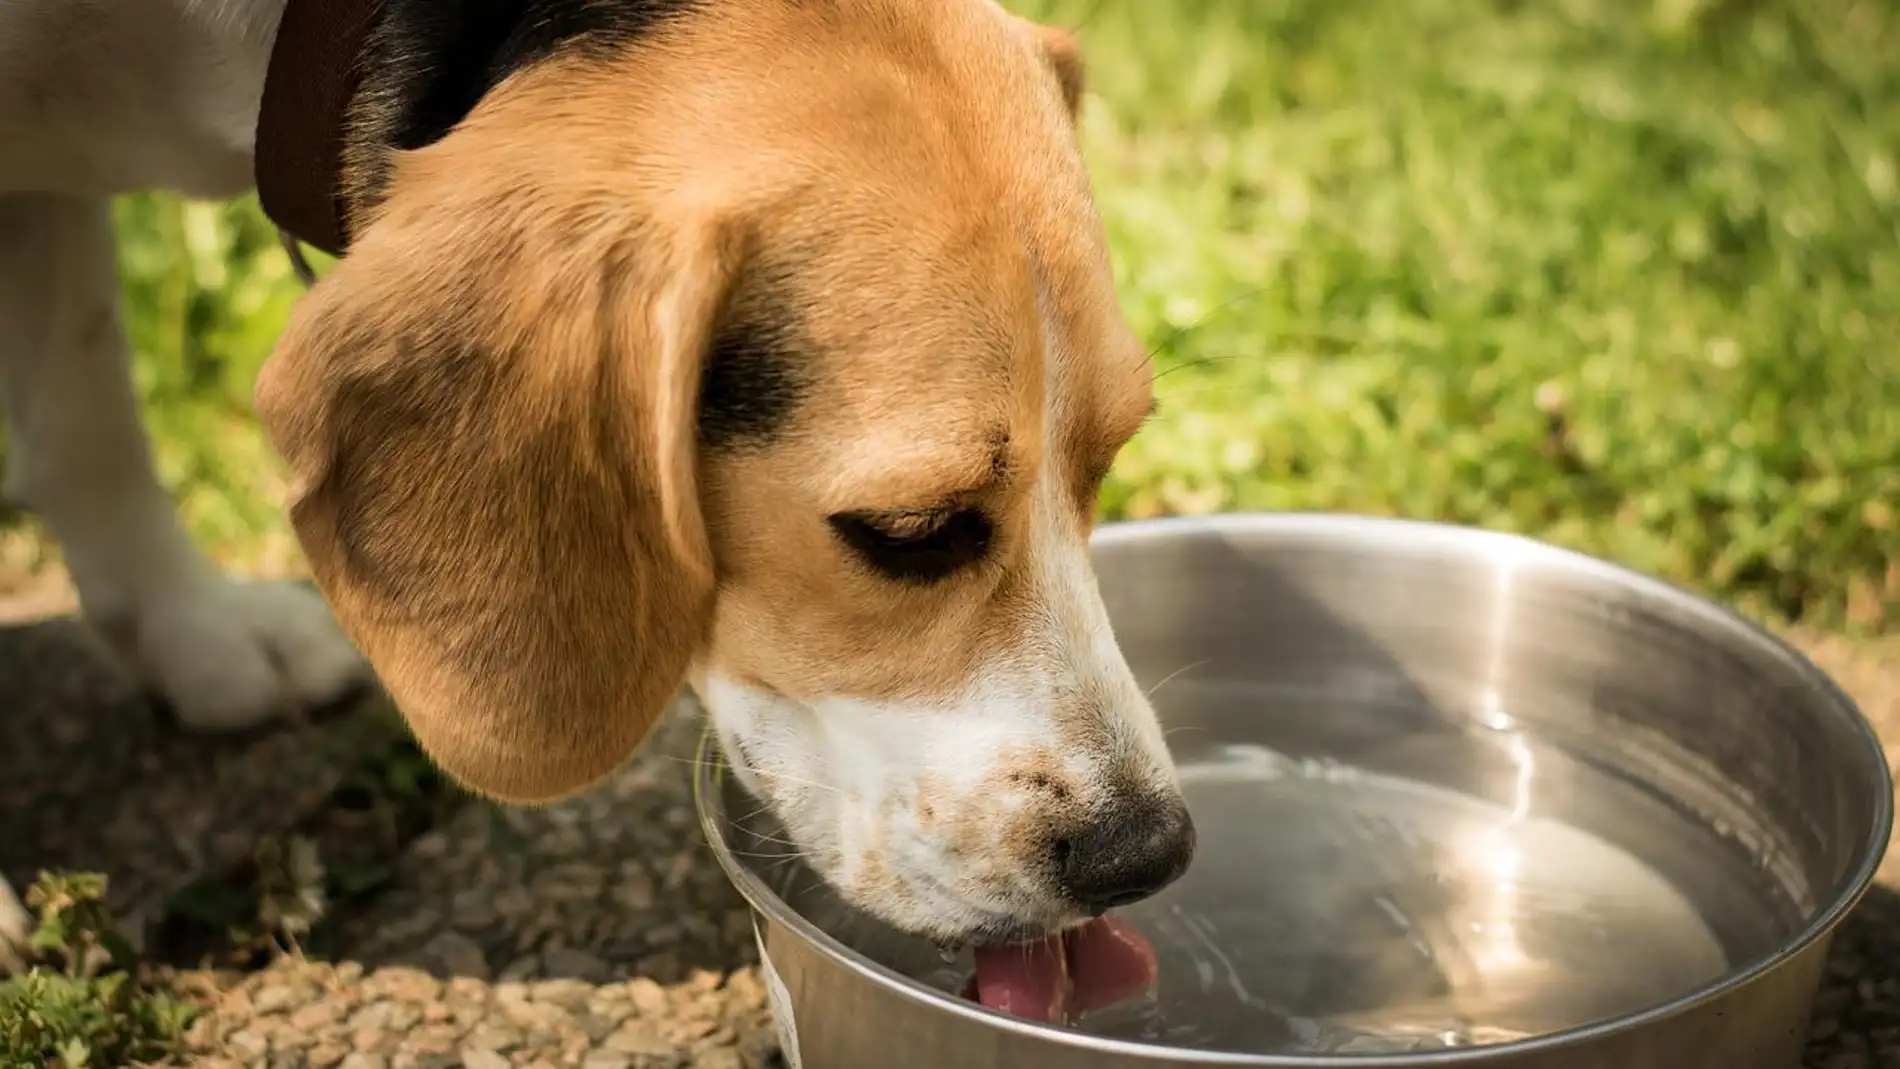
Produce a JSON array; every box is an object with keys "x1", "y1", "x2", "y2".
[
  {"x1": 0, "y1": 876, "x2": 29, "y2": 975},
  {"x1": 110, "y1": 577, "x2": 370, "y2": 733}
]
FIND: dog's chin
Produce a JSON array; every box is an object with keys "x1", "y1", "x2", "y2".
[
  {"x1": 850, "y1": 893, "x2": 1089, "y2": 950},
  {"x1": 954, "y1": 913, "x2": 1095, "y2": 948},
  {"x1": 715, "y1": 744, "x2": 1081, "y2": 944},
  {"x1": 702, "y1": 692, "x2": 1092, "y2": 947}
]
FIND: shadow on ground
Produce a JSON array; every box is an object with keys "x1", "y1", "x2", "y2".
[
  {"x1": 1807, "y1": 881, "x2": 1900, "y2": 1067},
  {"x1": 326, "y1": 706, "x2": 759, "y2": 987},
  {"x1": 0, "y1": 599, "x2": 757, "y2": 986},
  {"x1": 0, "y1": 613, "x2": 400, "y2": 946}
]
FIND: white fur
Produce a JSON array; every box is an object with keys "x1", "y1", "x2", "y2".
[
  {"x1": 0, "y1": 0, "x2": 366, "y2": 967},
  {"x1": 0, "y1": 875, "x2": 27, "y2": 973},
  {"x1": 0, "y1": 1, "x2": 282, "y2": 199},
  {"x1": 695, "y1": 473, "x2": 1178, "y2": 945}
]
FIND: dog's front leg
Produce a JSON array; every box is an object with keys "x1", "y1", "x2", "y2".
[
  {"x1": 0, "y1": 193, "x2": 370, "y2": 735},
  {"x1": 0, "y1": 872, "x2": 26, "y2": 973}
]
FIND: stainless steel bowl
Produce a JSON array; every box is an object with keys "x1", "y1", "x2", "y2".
[{"x1": 695, "y1": 513, "x2": 1892, "y2": 1068}]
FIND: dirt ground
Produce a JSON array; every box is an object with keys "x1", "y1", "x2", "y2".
[{"x1": 3, "y1": 563, "x2": 1898, "y2": 1069}]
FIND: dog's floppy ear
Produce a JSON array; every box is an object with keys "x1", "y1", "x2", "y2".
[
  {"x1": 1025, "y1": 21, "x2": 1086, "y2": 117},
  {"x1": 255, "y1": 137, "x2": 733, "y2": 805}
]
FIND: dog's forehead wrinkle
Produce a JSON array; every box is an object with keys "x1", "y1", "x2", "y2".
[{"x1": 814, "y1": 426, "x2": 1016, "y2": 512}]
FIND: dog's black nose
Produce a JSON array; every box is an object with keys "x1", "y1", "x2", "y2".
[{"x1": 1054, "y1": 794, "x2": 1196, "y2": 912}]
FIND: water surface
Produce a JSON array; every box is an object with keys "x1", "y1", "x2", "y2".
[{"x1": 727, "y1": 682, "x2": 1808, "y2": 1055}]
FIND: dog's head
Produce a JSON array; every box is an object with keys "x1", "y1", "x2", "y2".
[{"x1": 255, "y1": 0, "x2": 1192, "y2": 945}]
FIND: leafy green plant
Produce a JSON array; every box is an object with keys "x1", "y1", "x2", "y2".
[{"x1": 0, "y1": 872, "x2": 198, "y2": 1068}]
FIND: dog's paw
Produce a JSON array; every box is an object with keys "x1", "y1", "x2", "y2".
[
  {"x1": 0, "y1": 876, "x2": 30, "y2": 975},
  {"x1": 110, "y1": 577, "x2": 370, "y2": 732}
]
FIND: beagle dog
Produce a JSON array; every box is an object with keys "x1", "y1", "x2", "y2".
[{"x1": 0, "y1": 0, "x2": 1194, "y2": 978}]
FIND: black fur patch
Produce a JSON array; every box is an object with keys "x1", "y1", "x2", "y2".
[
  {"x1": 699, "y1": 272, "x2": 807, "y2": 451},
  {"x1": 347, "y1": 0, "x2": 699, "y2": 214}
]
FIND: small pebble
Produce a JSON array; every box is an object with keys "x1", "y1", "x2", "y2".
[
  {"x1": 604, "y1": 1023, "x2": 677, "y2": 1057},
  {"x1": 457, "y1": 1048, "x2": 509, "y2": 1069}
]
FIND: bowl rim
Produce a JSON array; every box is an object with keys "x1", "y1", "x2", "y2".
[{"x1": 692, "y1": 511, "x2": 1895, "y2": 1066}]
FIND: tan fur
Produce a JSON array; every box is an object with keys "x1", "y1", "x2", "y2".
[
  {"x1": 255, "y1": 0, "x2": 1154, "y2": 807},
  {"x1": 1027, "y1": 23, "x2": 1087, "y2": 118}
]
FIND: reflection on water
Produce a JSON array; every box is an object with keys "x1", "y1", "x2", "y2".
[
  {"x1": 1075, "y1": 743, "x2": 1728, "y2": 1052},
  {"x1": 725, "y1": 684, "x2": 1806, "y2": 1055}
]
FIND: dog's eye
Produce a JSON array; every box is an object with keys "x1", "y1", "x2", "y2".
[{"x1": 827, "y1": 507, "x2": 993, "y2": 583}]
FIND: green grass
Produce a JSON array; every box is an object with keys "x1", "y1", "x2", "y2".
[
  {"x1": 48, "y1": 0, "x2": 1900, "y2": 629},
  {"x1": 1, "y1": 873, "x2": 198, "y2": 1068}
]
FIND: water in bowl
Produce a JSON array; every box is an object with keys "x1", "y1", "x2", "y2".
[{"x1": 728, "y1": 681, "x2": 1810, "y2": 1056}]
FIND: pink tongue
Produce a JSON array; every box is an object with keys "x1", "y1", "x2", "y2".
[{"x1": 969, "y1": 915, "x2": 1156, "y2": 1023}]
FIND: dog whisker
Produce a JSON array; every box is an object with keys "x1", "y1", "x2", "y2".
[
  {"x1": 1143, "y1": 320, "x2": 1382, "y2": 393},
  {"x1": 728, "y1": 845, "x2": 818, "y2": 867},
  {"x1": 1149, "y1": 353, "x2": 1233, "y2": 383},
  {"x1": 1129, "y1": 283, "x2": 1279, "y2": 374},
  {"x1": 1144, "y1": 658, "x2": 1210, "y2": 699},
  {"x1": 659, "y1": 753, "x2": 843, "y2": 795},
  {"x1": 741, "y1": 769, "x2": 845, "y2": 795},
  {"x1": 734, "y1": 824, "x2": 810, "y2": 851},
  {"x1": 734, "y1": 799, "x2": 793, "y2": 832}
]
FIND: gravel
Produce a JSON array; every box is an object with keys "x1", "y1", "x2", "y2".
[
  {"x1": 330, "y1": 708, "x2": 753, "y2": 989},
  {"x1": 177, "y1": 957, "x2": 780, "y2": 1069},
  {"x1": 169, "y1": 703, "x2": 782, "y2": 1068}
]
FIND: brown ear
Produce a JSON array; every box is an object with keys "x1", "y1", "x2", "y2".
[
  {"x1": 1026, "y1": 22, "x2": 1087, "y2": 117},
  {"x1": 255, "y1": 136, "x2": 732, "y2": 805}
]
